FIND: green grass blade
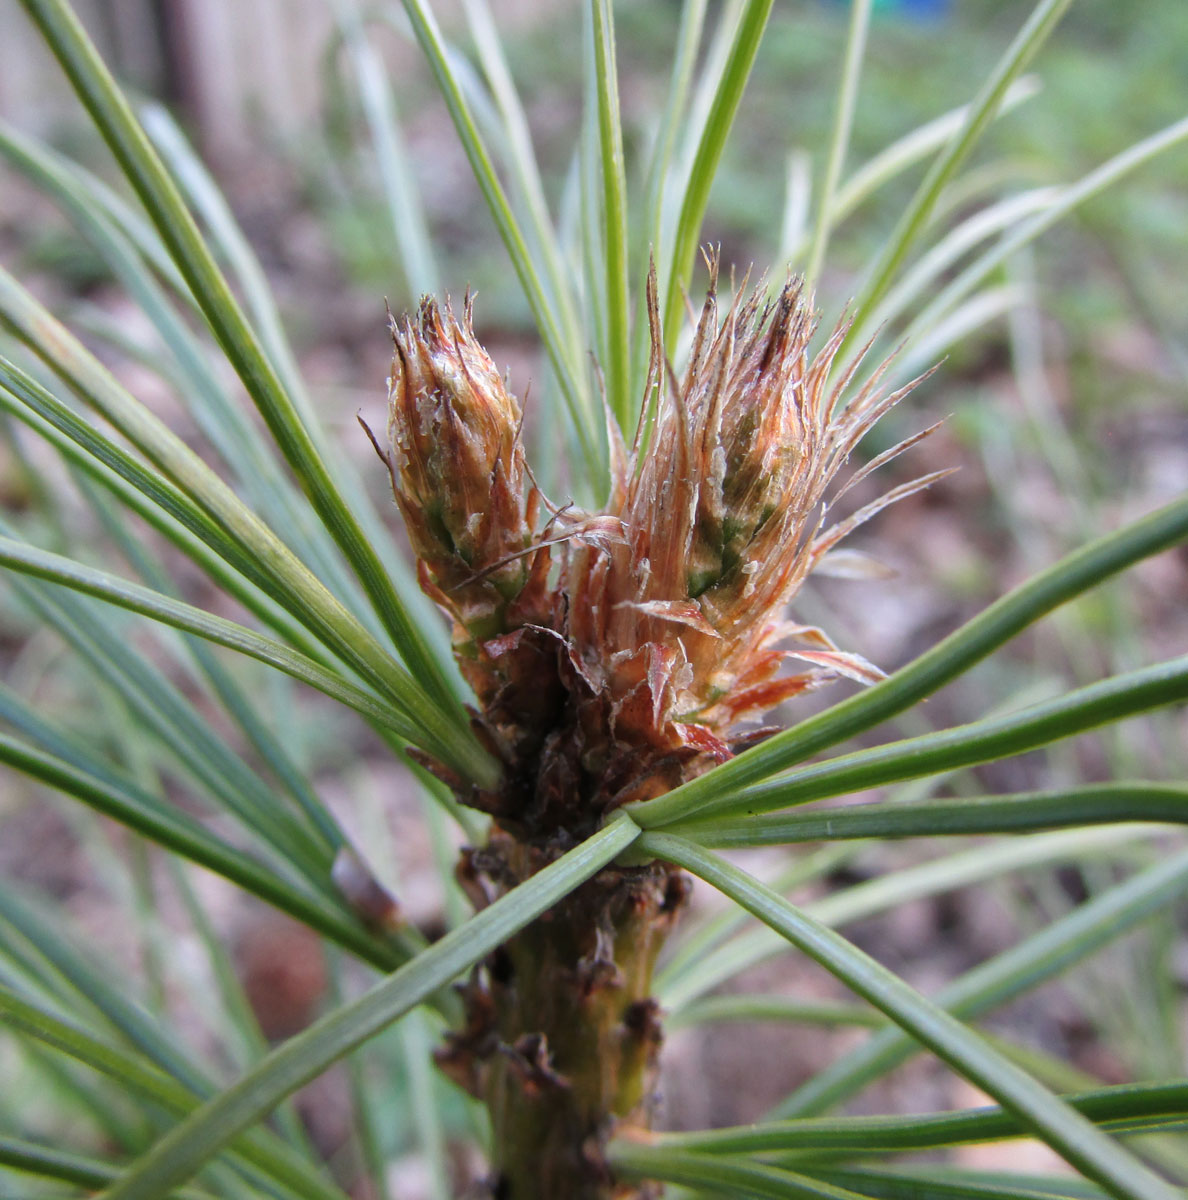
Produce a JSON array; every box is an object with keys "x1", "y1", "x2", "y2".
[
  {"x1": 844, "y1": 0, "x2": 1074, "y2": 351},
  {"x1": 0, "y1": 119, "x2": 356, "y2": 599},
  {"x1": 0, "y1": 1135, "x2": 215, "y2": 1198},
  {"x1": 677, "y1": 784, "x2": 1188, "y2": 847},
  {"x1": 627, "y1": 492, "x2": 1188, "y2": 828},
  {"x1": 79, "y1": 476, "x2": 342, "y2": 853},
  {"x1": 0, "y1": 535, "x2": 462, "y2": 759},
  {"x1": 773, "y1": 844, "x2": 1188, "y2": 1119},
  {"x1": 640, "y1": 0, "x2": 708, "y2": 244},
  {"x1": 664, "y1": 826, "x2": 1170, "y2": 1012},
  {"x1": 658, "y1": 844, "x2": 852, "y2": 1000},
  {"x1": 0, "y1": 701, "x2": 283, "y2": 900},
  {"x1": 894, "y1": 284, "x2": 1029, "y2": 381},
  {"x1": 0, "y1": 735, "x2": 399, "y2": 970},
  {"x1": 0, "y1": 341, "x2": 308, "y2": 605},
  {"x1": 3, "y1": 570, "x2": 333, "y2": 876},
  {"x1": 608, "y1": 1142, "x2": 870, "y2": 1200},
  {"x1": 901, "y1": 114, "x2": 1188, "y2": 351},
  {"x1": 16, "y1": 0, "x2": 465, "y2": 719},
  {"x1": 669, "y1": 995, "x2": 884, "y2": 1032},
  {"x1": 641, "y1": 834, "x2": 1180, "y2": 1200},
  {"x1": 0, "y1": 888, "x2": 219, "y2": 1095},
  {"x1": 2, "y1": 1046, "x2": 147, "y2": 1157},
  {"x1": 806, "y1": 1165, "x2": 1093, "y2": 1200},
  {"x1": 0, "y1": 376, "x2": 327, "y2": 666},
  {"x1": 94, "y1": 815, "x2": 640, "y2": 1200},
  {"x1": 803, "y1": 0, "x2": 871, "y2": 290},
  {"x1": 589, "y1": 0, "x2": 631, "y2": 432},
  {"x1": 322, "y1": 952, "x2": 391, "y2": 1200},
  {"x1": 824, "y1": 79, "x2": 1041, "y2": 245},
  {"x1": 334, "y1": 13, "x2": 439, "y2": 297},
  {"x1": 632, "y1": 0, "x2": 708, "y2": 392},
  {"x1": 867, "y1": 187, "x2": 1058, "y2": 335},
  {"x1": 395, "y1": 0, "x2": 600, "y2": 475},
  {"x1": 0, "y1": 988, "x2": 350, "y2": 1200},
  {"x1": 165, "y1": 858, "x2": 318, "y2": 1159},
  {"x1": 398, "y1": 1013, "x2": 452, "y2": 1200},
  {"x1": 579, "y1": 39, "x2": 610, "y2": 393},
  {"x1": 697, "y1": 656, "x2": 1188, "y2": 822},
  {"x1": 28, "y1": 140, "x2": 191, "y2": 299},
  {"x1": 0, "y1": 352, "x2": 495, "y2": 788},
  {"x1": 648, "y1": 1081, "x2": 1188, "y2": 1157},
  {"x1": 663, "y1": 0, "x2": 775, "y2": 349},
  {"x1": 461, "y1": 0, "x2": 585, "y2": 361},
  {"x1": 777, "y1": 150, "x2": 813, "y2": 271},
  {"x1": 3, "y1": 383, "x2": 328, "y2": 649},
  {"x1": 137, "y1": 103, "x2": 324, "y2": 433},
  {"x1": 164, "y1": 861, "x2": 285, "y2": 1071},
  {"x1": 130, "y1": 106, "x2": 449, "y2": 652}
]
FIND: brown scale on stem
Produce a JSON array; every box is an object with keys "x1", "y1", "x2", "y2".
[{"x1": 382, "y1": 265, "x2": 943, "y2": 1197}]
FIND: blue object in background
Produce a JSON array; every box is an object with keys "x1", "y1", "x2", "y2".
[
  {"x1": 894, "y1": 0, "x2": 951, "y2": 18},
  {"x1": 860, "y1": 0, "x2": 952, "y2": 20}
]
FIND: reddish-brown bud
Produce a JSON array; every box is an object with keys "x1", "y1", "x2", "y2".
[
  {"x1": 387, "y1": 295, "x2": 540, "y2": 644},
  {"x1": 565, "y1": 262, "x2": 940, "y2": 777},
  {"x1": 381, "y1": 276, "x2": 942, "y2": 821}
]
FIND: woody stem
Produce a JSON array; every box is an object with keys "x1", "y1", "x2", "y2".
[{"x1": 449, "y1": 832, "x2": 686, "y2": 1200}]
